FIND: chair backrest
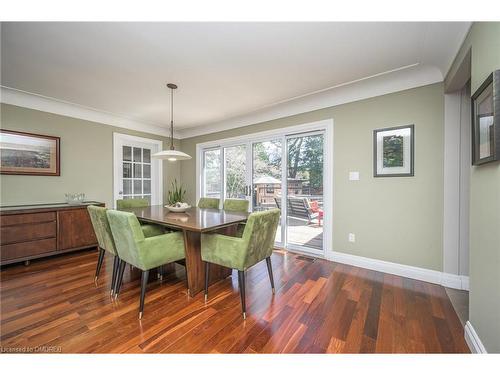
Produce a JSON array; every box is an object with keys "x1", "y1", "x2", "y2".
[
  {"x1": 87, "y1": 205, "x2": 117, "y2": 255},
  {"x1": 198, "y1": 197, "x2": 220, "y2": 209},
  {"x1": 223, "y1": 198, "x2": 249, "y2": 212},
  {"x1": 116, "y1": 198, "x2": 149, "y2": 210},
  {"x1": 106, "y1": 210, "x2": 146, "y2": 269},
  {"x1": 287, "y1": 197, "x2": 312, "y2": 219},
  {"x1": 241, "y1": 209, "x2": 280, "y2": 269},
  {"x1": 274, "y1": 197, "x2": 281, "y2": 209}
]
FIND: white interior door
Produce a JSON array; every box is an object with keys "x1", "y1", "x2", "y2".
[{"x1": 113, "y1": 133, "x2": 163, "y2": 208}]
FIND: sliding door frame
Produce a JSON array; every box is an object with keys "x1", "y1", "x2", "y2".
[{"x1": 196, "y1": 119, "x2": 333, "y2": 258}]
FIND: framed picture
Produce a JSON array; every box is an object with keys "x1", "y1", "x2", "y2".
[
  {"x1": 471, "y1": 70, "x2": 500, "y2": 165},
  {"x1": 373, "y1": 124, "x2": 414, "y2": 177},
  {"x1": 0, "y1": 129, "x2": 60, "y2": 176}
]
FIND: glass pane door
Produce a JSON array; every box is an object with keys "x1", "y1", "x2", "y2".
[
  {"x1": 224, "y1": 144, "x2": 249, "y2": 200},
  {"x1": 114, "y1": 134, "x2": 161, "y2": 207},
  {"x1": 122, "y1": 145, "x2": 152, "y2": 203},
  {"x1": 285, "y1": 133, "x2": 324, "y2": 253},
  {"x1": 252, "y1": 139, "x2": 283, "y2": 244}
]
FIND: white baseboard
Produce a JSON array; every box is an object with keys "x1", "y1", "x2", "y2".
[
  {"x1": 464, "y1": 321, "x2": 487, "y2": 353},
  {"x1": 328, "y1": 251, "x2": 469, "y2": 291}
]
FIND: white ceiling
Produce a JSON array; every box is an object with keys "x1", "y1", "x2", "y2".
[{"x1": 1, "y1": 22, "x2": 470, "y2": 136}]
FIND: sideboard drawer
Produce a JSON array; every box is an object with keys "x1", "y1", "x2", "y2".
[
  {"x1": 0, "y1": 211, "x2": 56, "y2": 227},
  {"x1": 1, "y1": 238, "x2": 57, "y2": 262},
  {"x1": 0, "y1": 221, "x2": 57, "y2": 245}
]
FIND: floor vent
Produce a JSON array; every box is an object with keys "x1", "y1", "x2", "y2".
[{"x1": 296, "y1": 255, "x2": 315, "y2": 262}]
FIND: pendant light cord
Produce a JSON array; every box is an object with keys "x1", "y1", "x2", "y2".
[{"x1": 170, "y1": 86, "x2": 175, "y2": 150}]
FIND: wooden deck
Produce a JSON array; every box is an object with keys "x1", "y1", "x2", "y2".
[
  {"x1": 276, "y1": 217, "x2": 324, "y2": 250},
  {"x1": 0, "y1": 249, "x2": 469, "y2": 353}
]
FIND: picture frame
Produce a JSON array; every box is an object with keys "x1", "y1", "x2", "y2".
[
  {"x1": 0, "y1": 129, "x2": 60, "y2": 176},
  {"x1": 471, "y1": 70, "x2": 500, "y2": 165},
  {"x1": 373, "y1": 124, "x2": 414, "y2": 177}
]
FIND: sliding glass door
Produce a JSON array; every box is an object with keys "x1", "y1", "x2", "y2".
[
  {"x1": 200, "y1": 130, "x2": 326, "y2": 256},
  {"x1": 252, "y1": 139, "x2": 283, "y2": 244},
  {"x1": 285, "y1": 133, "x2": 324, "y2": 255}
]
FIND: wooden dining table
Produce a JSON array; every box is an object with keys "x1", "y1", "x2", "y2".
[{"x1": 118, "y1": 205, "x2": 249, "y2": 297}]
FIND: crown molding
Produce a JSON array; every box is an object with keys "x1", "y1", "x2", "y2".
[
  {"x1": 1, "y1": 63, "x2": 443, "y2": 141},
  {"x1": 0, "y1": 86, "x2": 175, "y2": 138},
  {"x1": 177, "y1": 63, "x2": 443, "y2": 139}
]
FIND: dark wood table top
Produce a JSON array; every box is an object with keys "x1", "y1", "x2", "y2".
[{"x1": 119, "y1": 205, "x2": 249, "y2": 232}]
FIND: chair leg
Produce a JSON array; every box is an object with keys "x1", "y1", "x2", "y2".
[
  {"x1": 265, "y1": 257, "x2": 275, "y2": 294},
  {"x1": 139, "y1": 270, "x2": 149, "y2": 320},
  {"x1": 110, "y1": 255, "x2": 120, "y2": 295},
  {"x1": 204, "y1": 262, "x2": 210, "y2": 302},
  {"x1": 94, "y1": 248, "x2": 105, "y2": 282},
  {"x1": 237, "y1": 270, "x2": 246, "y2": 319},
  {"x1": 114, "y1": 260, "x2": 126, "y2": 298}
]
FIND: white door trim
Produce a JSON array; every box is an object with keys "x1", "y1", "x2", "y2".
[
  {"x1": 113, "y1": 133, "x2": 163, "y2": 208},
  {"x1": 196, "y1": 119, "x2": 334, "y2": 258}
]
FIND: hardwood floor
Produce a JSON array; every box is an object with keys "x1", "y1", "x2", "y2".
[{"x1": 0, "y1": 249, "x2": 469, "y2": 353}]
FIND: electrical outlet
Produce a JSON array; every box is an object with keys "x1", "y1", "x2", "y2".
[{"x1": 348, "y1": 233, "x2": 356, "y2": 243}]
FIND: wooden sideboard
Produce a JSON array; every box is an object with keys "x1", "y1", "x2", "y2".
[{"x1": 0, "y1": 201, "x2": 104, "y2": 266}]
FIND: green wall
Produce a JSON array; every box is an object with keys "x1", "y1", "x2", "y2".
[
  {"x1": 446, "y1": 22, "x2": 500, "y2": 353},
  {"x1": 0, "y1": 104, "x2": 180, "y2": 208},
  {"x1": 180, "y1": 83, "x2": 445, "y2": 271}
]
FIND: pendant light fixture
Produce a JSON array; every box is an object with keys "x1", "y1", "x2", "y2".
[{"x1": 152, "y1": 83, "x2": 191, "y2": 161}]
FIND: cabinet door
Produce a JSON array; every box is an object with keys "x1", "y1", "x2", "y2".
[{"x1": 58, "y1": 208, "x2": 97, "y2": 250}]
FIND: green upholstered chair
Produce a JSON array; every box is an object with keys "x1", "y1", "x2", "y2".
[
  {"x1": 223, "y1": 199, "x2": 249, "y2": 237},
  {"x1": 87, "y1": 205, "x2": 120, "y2": 294},
  {"x1": 87, "y1": 205, "x2": 165, "y2": 296},
  {"x1": 116, "y1": 198, "x2": 165, "y2": 237},
  {"x1": 106, "y1": 210, "x2": 185, "y2": 319},
  {"x1": 197, "y1": 197, "x2": 220, "y2": 209},
  {"x1": 201, "y1": 208, "x2": 280, "y2": 319},
  {"x1": 223, "y1": 199, "x2": 249, "y2": 212}
]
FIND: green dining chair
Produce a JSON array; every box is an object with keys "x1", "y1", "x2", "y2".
[
  {"x1": 116, "y1": 198, "x2": 165, "y2": 237},
  {"x1": 201, "y1": 208, "x2": 280, "y2": 319},
  {"x1": 107, "y1": 210, "x2": 186, "y2": 319},
  {"x1": 87, "y1": 205, "x2": 120, "y2": 294},
  {"x1": 87, "y1": 205, "x2": 167, "y2": 295},
  {"x1": 223, "y1": 199, "x2": 249, "y2": 237},
  {"x1": 197, "y1": 197, "x2": 220, "y2": 209},
  {"x1": 223, "y1": 198, "x2": 249, "y2": 212}
]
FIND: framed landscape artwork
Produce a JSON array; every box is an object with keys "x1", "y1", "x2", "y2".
[
  {"x1": 471, "y1": 70, "x2": 500, "y2": 165},
  {"x1": 0, "y1": 130, "x2": 60, "y2": 176},
  {"x1": 373, "y1": 124, "x2": 414, "y2": 177}
]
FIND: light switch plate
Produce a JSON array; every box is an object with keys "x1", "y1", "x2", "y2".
[{"x1": 349, "y1": 171, "x2": 360, "y2": 181}]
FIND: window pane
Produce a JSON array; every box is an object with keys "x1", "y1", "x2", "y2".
[
  {"x1": 133, "y1": 147, "x2": 142, "y2": 162},
  {"x1": 123, "y1": 146, "x2": 132, "y2": 161},
  {"x1": 225, "y1": 145, "x2": 247, "y2": 199},
  {"x1": 133, "y1": 163, "x2": 142, "y2": 178},
  {"x1": 123, "y1": 163, "x2": 132, "y2": 178},
  {"x1": 143, "y1": 164, "x2": 151, "y2": 178},
  {"x1": 123, "y1": 195, "x2": 132, "y2": 200},
  {"x1": 252, "y1": 139, "x2": 282, "y2": 243},
  {"x1": 123, "y1": 179, "x2": 132, "y2": 195},
  {"x1": 143, "y1": 149, "x2": 151, "y2": 163},
  {"x1": 142, "y1": 195, "x2": 151, "y2": 204},
  {"x1": 203, "y1": 149, "x2": 221, "y2": 198},
  {"x1": 134, "y1": 180, "x2": 142, "y2": 194},
  {"x1": 143, "y1": 180, "x2": 151, "y2": 194}
]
